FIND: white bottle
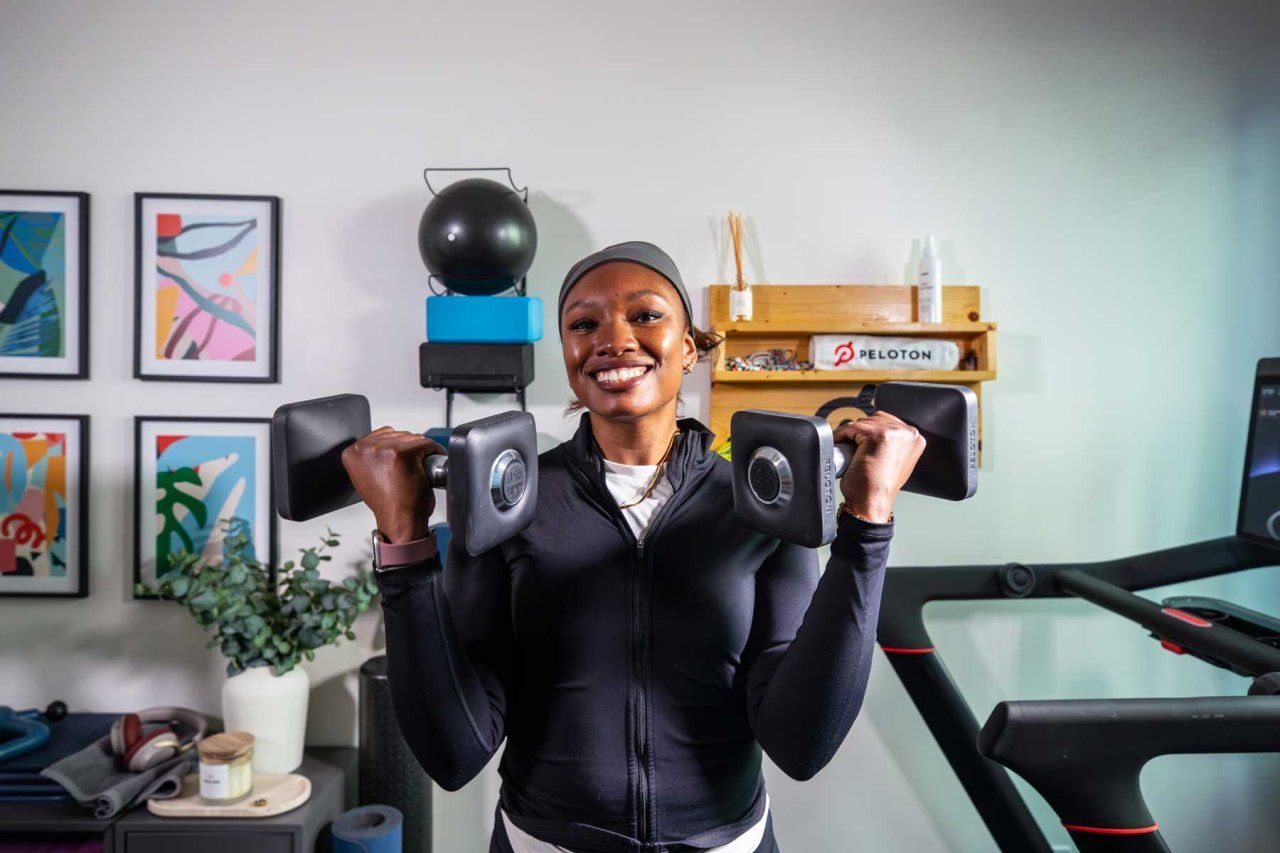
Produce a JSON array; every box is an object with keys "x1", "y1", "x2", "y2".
[{"x1": 917, "y1": 235, "x2": 943, "y2": 323}]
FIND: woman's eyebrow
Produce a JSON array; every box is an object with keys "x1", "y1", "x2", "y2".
[
  {"x1": 563, "y1": 289, "x2": 670, "y2": 314},
  {"x1": 627, "y1": 289, "x2": 670, "y2": 302},
  {"x1": 562, "y1": 297, "x2": 599, "y2": 314}
]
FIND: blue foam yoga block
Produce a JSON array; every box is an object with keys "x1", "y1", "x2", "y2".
[{"x1": 425, "y1": 296, "x2": 543, "y2": 343}]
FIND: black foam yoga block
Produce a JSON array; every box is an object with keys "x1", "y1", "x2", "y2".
[
  {"x1": 419, "y1": 342, "x2": 535, "y2": 391},
  {"x1": 360, "y1": 655, "x2": 432, "y2": 852}
]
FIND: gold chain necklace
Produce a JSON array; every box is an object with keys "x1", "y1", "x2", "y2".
[{"x1": 616, "y1": 430, "x2": 679, "y2": 510}]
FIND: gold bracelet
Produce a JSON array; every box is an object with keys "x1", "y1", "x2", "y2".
[{"x1": 837, "y1": 501, "x2": 894, "y2": 525}]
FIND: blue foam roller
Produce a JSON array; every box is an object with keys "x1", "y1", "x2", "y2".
[
  {"x1": 333, "y1": 804, "x2": 403, "y2": 853},
  {"x1": 426, "y1": 296, "x2": 543, "y2": 343}
]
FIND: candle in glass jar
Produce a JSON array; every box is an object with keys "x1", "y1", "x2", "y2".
[{"x1": 198, "y1": 731, "x2": 254, "y2": 803}]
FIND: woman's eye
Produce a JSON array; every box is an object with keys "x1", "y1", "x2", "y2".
[
  {"x1": 635, "y1": 310, "x2": 663, "y2": 322},
  {"x1": 568, "y1": 318, "x2": 596, "y2": 332}
]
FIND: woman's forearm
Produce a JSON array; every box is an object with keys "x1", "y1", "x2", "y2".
[
  {"x1": 377, "y1": 557, "x2": 510, "y2": 791},
  {"x1": 747, "y1": 516, "x2": 893, "y2": 780}
]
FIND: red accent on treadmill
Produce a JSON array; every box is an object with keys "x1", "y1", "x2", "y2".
[
  {"x1": 880, "y1": 646, "x2": 936, "y2": 655},
  {"x1": 1062, "y1": 823, "x2": 1159, "y2": 836},
  {"x1": 1161, "y1": 608, "x2": 1212, "y2": 627},
  {"x1": 1160, "y1": 639, "x2": 1186, "y2": 655}
]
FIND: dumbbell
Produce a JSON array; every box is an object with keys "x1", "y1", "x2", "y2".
[
  {"x1": 730, "y1": 382, "x2": 978, "y2": 547},
  {"x1": 271, "y1": 394, "x2": 537, "y2": 556}
]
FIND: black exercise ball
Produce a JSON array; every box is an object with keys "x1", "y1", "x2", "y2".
[{"x1": 418, "y1": 178, "x2": 537, "y2": 295}]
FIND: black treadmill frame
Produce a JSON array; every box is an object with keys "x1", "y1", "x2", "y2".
[{"x1": 877, "y1": 536, "x2": 1280, "y2": 851}]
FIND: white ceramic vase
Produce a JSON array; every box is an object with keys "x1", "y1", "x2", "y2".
[{"x1": 221, "y1": 665, "x2": 309, "y2": 773}]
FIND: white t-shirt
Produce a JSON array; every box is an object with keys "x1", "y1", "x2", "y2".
[
  {"x1": 601, "y1": 458, "x2": 675, "y2": 541},
  {"x1": 500, "y1": 459, "x2": 771, "y2": 853},
  {"x1": 501, "y1": 795, "x2": 771, "y2": 853}
]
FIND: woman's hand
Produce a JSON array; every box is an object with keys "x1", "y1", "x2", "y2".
[
  {"x1": 834, "y1": 412, "x2": 927, "y2": 524},
  {"x1": 340, "y1": 427, "x2": 441, "y2": 543}
]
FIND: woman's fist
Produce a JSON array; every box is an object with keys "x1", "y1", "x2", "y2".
[
  {"x1": 833, "y1": 412, "x2": 926, "y2": 523},
  {"x1": 340, "y1": 427, "x2": 442, "y2": 544}
]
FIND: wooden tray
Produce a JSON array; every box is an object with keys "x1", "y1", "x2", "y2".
[{"x1": 146, "y1": 772, "x2": 311, "y2": 818}]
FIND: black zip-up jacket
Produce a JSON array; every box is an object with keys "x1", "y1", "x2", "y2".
[{"x1": 376, "y1": 415, "x2": 894, "y2": 851}]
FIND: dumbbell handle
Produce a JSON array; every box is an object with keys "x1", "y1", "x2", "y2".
[
  {"x1": 423, "y1": 454, "x2": 448, "y2": 489},
  {"x1": 832, "y1": 442, "x2": 855, "y2": 480},
  {"x1": 417, "y1": 447, "x2": 527, "y2": 511}
]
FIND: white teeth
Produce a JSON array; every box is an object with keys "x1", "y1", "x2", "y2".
[{"x1": 594, "y1": 366, "x2": 649, "y2": 383}]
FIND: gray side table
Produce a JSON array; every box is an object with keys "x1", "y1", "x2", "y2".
[{"x1": 114, "y1": 753, "x2": 348, "y2": 853}]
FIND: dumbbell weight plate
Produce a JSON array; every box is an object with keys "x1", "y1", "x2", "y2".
[
  {"x1": 272, "y1": 394, "x2": 373, "y2": 522},
  {"x1": 873, "y1": 382, "x2": 978, "y2": 501},
  {"x1": 731, "y1": 410, "x2": 838, "y2": 548},
  {"x1": 447, "y1": 410, "x2": 538, "y2": 556}
]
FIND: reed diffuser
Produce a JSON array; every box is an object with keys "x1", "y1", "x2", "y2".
[{"x1": 728, "y1": 210, "x2": 753, "y2": 322}]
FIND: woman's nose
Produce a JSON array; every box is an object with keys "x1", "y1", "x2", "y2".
[{"x1": 595, "y1": 316, "x2": 637, "y2": 355}]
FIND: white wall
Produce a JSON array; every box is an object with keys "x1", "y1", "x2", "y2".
[{"x1": 4, "y1": 1, "x2": 1280, "y2": 850}]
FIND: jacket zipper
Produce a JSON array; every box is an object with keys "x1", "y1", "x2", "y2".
[
  {"x1": 628, "y1": 490, "x2": 686, "y2": 843},
  {"x1": 570, "y1": 447, "x2": 711, "y2": 844}
]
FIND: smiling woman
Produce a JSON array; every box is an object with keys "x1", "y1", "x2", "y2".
[
  {"x1": 558, "y1": 244, "x2": 723, "y2": 445},
  {"x1": 359, "y1": 240, "x2": 926, "y2": 853}
]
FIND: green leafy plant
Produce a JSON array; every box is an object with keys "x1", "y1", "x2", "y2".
[{"x1": 136, "y1": 517, "x2": 380, "y2": 677}]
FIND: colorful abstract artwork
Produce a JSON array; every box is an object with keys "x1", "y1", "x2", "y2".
[
  {"x1": 155, "y1": 213, "x2": 259, "y2": 363},
  {"x1": 134, "y1": 418, "x2": 274, "y2": 591},
  {"x1": 0, "y1": 415, "x2": 88, "y2": 597},
  {"x1": 135, "y1": 194, "x2": 279, "y2": 382},
  {"x1": 0, "y1": 192, "x2": 88, "y2": 378}
]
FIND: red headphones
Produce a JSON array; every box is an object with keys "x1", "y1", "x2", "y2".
[{"x1": 109, "y1": 707, "x2": 208, "y2": 773}]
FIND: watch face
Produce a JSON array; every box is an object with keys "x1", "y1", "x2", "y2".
[{"x1": 370, "y1": 529, "x2": 388, "y2": 572}]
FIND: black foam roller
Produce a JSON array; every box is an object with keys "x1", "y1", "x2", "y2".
[{"x1": 360, "y1": 655, "x2": 433, "y2": 852}]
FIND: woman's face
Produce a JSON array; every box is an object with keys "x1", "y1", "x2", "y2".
[{"x1": 561, "y1": 262, "x2": 697, "y2": 422}]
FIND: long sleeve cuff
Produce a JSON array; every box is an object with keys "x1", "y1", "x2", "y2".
[
  {"x1": 374, "y1": 552, "x2": 444, "y2": 597},
  {"x1": 830, "y1": 512, "x2": 894, "y2": 562}
]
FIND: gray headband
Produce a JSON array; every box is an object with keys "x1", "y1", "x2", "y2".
[{"x1": 557, "y1": 241, "x2": 693, "y2": 338}]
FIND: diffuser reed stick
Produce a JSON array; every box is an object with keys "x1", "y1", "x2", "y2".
[{"x1": 727, "y1": 210, "x2": 753, "y2": 321}]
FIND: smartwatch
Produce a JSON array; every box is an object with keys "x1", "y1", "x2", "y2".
[{"x1": 370, "y1": 529, "x2": 439, "y2": 573}]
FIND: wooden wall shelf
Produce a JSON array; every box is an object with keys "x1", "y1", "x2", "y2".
[
  {"x1": 712, "y1": 369, "x2": 997, "y2": 384},
  {"x1": 706, "y1": 284, "x2": 997, "y2": 452}
]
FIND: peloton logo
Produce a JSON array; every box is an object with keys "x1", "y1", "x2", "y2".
[{"x1": 832, "y1": 341, "x2": 936, "y2": 367}]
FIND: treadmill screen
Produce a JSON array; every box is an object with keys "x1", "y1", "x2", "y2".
[{"x1": 1240, "y1": 382, "x2": 1280, "y2": 544}]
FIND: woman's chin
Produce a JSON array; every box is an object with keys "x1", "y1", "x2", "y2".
[{"x1": 584, "y1": 392, "x2": 668, "y2": 421}]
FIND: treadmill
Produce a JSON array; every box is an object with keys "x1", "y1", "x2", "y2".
[{"x1": 877, "y1": 358, "x2": 1280, "y2": 852}]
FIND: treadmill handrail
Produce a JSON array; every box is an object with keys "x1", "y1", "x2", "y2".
[
  {"x1": 880, "y1": 536, "x2": 1279, "y2": 649},
  {"x1": 979, "y1": 695, "x2": 1280, "y2": 850},
  {"x1": 1055, "y1": 568, "x2": 1280, "y2": 677}
]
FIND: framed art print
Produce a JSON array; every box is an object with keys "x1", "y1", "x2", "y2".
[
  {"x1": 0, "y1": 414, "x2": 89, "y2": 597},
  {"x1": 0, "y1": 191, "x2": 89, "y2": 379},
  {"x1": 134, "y1": 193, "x2": 280, "y2": 382},
  {"x1": 134, "y1": 417, "x2": 275, "y2": 594}
]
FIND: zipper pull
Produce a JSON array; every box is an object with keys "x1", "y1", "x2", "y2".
[{"x1": 636, "y1": 540, "x2": 645, "y2": 558}]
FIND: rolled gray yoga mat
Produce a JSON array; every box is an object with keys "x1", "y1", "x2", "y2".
[{"x1": 360, "y1": 655, "x2": 432, "y2": 852}]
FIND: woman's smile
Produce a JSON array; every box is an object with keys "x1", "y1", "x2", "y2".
[{"x1": 588, "y1": 361, "x2": 655, "y2": 391}]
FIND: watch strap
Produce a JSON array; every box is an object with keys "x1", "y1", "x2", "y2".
[{"x1": 371, "y1": 529, "x2": 439, "y2": 572}]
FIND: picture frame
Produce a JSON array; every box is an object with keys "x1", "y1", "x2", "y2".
[
  {"x1": 134, "y1": 416, "x2": 276, "y2": 596},
  {"x1": 0, "y1": 414, "x2": 89, "y2": 598},
  {"x1": 0, "y1": 191, "x2": 89, "y2": 379},
  {"x1": 134, "y1": 193, "x2": 281, "y2": 383}
]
